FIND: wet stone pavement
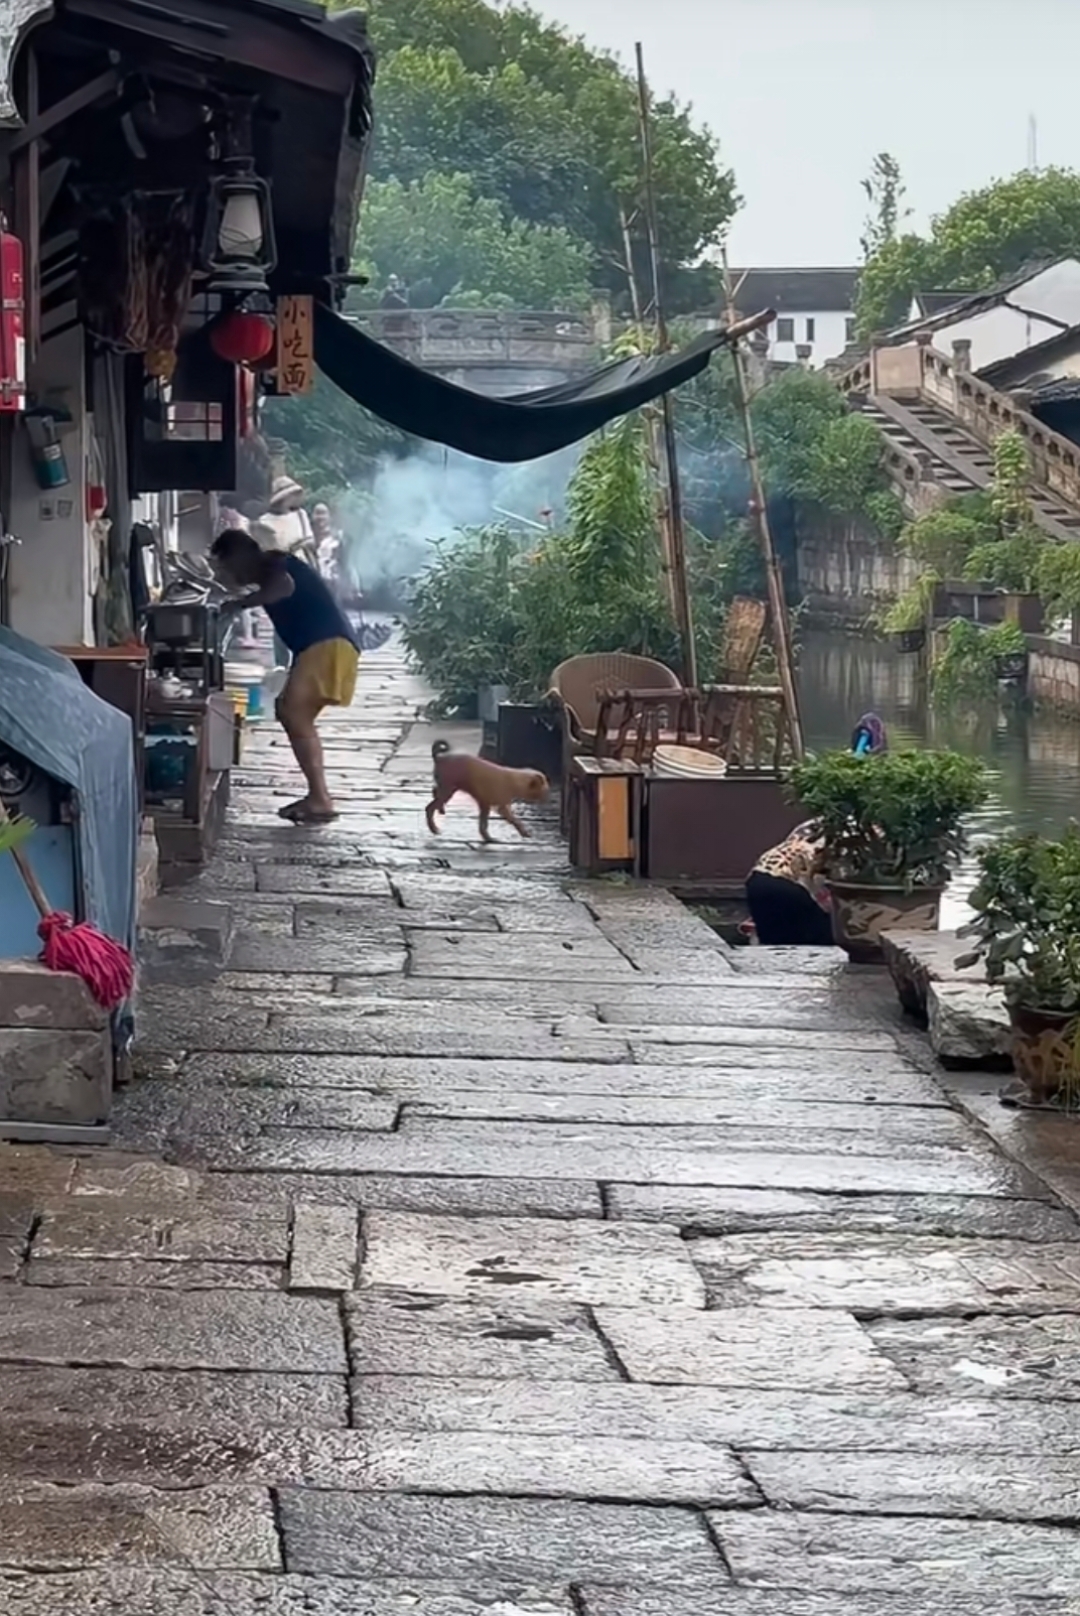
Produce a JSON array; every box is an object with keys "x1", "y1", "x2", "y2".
[{"x1": 5, "y1": 639, "x2": 1080, "y2": 1614}]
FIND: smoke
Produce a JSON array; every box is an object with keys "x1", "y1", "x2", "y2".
[{"x1": 334, "y1": 441, "x2": 582, "y2": 599}]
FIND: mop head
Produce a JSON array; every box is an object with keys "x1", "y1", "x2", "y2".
[{"x1": 38, "y1": 912, "x2": 135, "y2": 1011}]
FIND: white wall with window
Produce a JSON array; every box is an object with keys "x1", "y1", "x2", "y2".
[{"x1": 768, "y1": 309, "x2": 855, "y2": 367}]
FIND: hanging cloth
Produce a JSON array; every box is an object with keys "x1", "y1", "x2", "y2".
[{"x1": 312, "y1": 303, "x2": 759, "y2": 464}]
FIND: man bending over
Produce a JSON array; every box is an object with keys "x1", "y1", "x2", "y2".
[{"x1": 212, "y1": 528, "x2": 359, "y2": 824}]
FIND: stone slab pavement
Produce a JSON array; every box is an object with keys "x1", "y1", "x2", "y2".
[{"x1": 4, "y1": 637, "x2": 1080, "y2": 1614}]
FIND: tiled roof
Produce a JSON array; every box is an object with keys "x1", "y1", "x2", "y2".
[{"x1": 731, "y1": 267, "x2": 859, "y2": 313}]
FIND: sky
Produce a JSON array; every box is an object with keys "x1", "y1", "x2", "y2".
[{"x1": 532, "y1": 0, "x2": 1080, "y2": 266}]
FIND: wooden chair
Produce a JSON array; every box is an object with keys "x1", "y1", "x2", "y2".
[{"x1": 548, "y1": 653, "x2": 684, "y2": 828}]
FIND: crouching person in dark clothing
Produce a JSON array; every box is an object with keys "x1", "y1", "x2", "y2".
[{"x1": 746, "y1": 822, "x2": 833, "y2": 946}]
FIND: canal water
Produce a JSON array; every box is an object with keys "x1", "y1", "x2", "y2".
[{"x1": 799, "y1": 630, "x2": 1080, "y2": 928}]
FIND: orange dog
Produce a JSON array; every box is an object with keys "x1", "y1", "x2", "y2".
[{"x1": 426, "y1": 740, "x2": 549, "y2": 843}]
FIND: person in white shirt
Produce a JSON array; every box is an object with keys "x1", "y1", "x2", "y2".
[{"x1": 259, "y1": 476, "x2": 315, "y2": 561}]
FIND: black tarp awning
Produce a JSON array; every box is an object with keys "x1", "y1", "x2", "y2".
[{"x1": 314, "y1": 303, "x2": 764, "y2": 463}]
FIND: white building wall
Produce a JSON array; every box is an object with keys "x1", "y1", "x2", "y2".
[
  {"x1": 5, "y1": 324, "x2": 94, "y2": 646},
  {"x1": 764, "y1": 308, "x2": 854, "y2": 367}
]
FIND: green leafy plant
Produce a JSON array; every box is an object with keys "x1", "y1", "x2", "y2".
[
  {"x1": 400, "y1": 416, "x2": 734, "y2": 711},
  {"x1": 880, "y1": 568, "x2": 938, "y2": 633},
  {"x1": 1035, "y1": 541, "x2": 1080, "y2": 623},
  {"x1": 856, "y1": 167, "x2": 1080, "y2": 339},
  {"x1": 930, "y1": 618, "x2": 1026, "y2": 705},
  {"x1": 789, "y1": 748, "x2": 987, "y2": 890},
  {"x1": 0, "y1": 814, "x2": 34, "y2": 857},
  {"x1": 957, "y1": 826, "x2": 1080, "y2": 1013}
]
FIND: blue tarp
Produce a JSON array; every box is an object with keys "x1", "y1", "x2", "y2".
[{"x1": 0, "y1": 626, "x2": 137, "y2": 952}]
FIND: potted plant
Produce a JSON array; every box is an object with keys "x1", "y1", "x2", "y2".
[
  {"x1": 789, "y1": 748, "x2": 988, "y2": 963},
  {"x1": 988, "y1": 620, "x2": 1028, "y2": 683},
  {"x1": 957, "y1": 827, "x2": 1080, "y2": 1104},
  {"x1": 880, "y1": 573, "x2": 935, "y2": 653}
]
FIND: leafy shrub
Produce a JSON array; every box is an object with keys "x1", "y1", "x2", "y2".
[
  {"x1": 789, "y1": 748, "x2": 987, "y2": 889},
  {"x1": 958, "y1": 826, "x2": 1080, "y2": 1013}
]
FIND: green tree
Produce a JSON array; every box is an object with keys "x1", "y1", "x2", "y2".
[
  {"x1": 261, "y1": 375, "x2": 411, "y2": 503},
  {"x1": 339, "y1": 0, "x2": 738, "y2": 310},
  {"x1": 860, "y1": 153, "x2": 908, "y2": 261},
  {"x1": 354, "y1": 172, "x2": 592, "y2": 308},
  {"x1": 857, "y1": 167, "x2": 1080, "y2": 338}
]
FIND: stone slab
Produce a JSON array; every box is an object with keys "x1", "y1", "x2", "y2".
[
  {"x1": 405, "y1": 1093, "x2": 967, "y2": 1145},
  {"x1": 0, "y1": 1289, "x2": 346, "y2": 1371},
  {"x1": 223, "y1": 1128, "x2": 1037, "y2": 1198},
  {"x1": 33, "y1": 1207, "x2": 288, "y2": 1264},
  {"x1": 203, "y1": 1171, "x2": 603, "y2": 1220},
  {"x1": 347, "y1": 1290, "x2": 617, "y2": 1381},
  {"x1": 182, "y1": 1052, "x2": 943, "y2": 1104},
  {"x1": 595, "y1": 988, "x2": 881, "y2": 1031},
  {"x1": 693, "y1": 1232, "x2": 1080, "y2": 1314},
  {"x1": 358, "y1": 1211, "x2": 705, "y2": 1307},
  {"x1": 0, "y1": 1574, "x2": 576, "y2": 1616},
  {"x1": 0, "y1": 1483, "x2": 280, "y2": 1570},
  {"x1": 255, "y1": 867, "x2": 397, "y2": 896},
  {"x1": 0, "y1": 1365, "x2": 346, "y2": 1428},
  {"x1": 24, "y1": 1256, "x2": 283, "y2": 1289},
  {"x1": 594, "y1": 1304, "x2": 903, "y2": 1391},
  {"x1": 354, "y1": 1431, "x2": 756, "y2": 1505},
  {"x1": 580, "y1": 1591, "x2": 1073, "y2": 1616},
  {"x1": 869, "y1": 1313, "x2": 1080, "y2": 1398},
  {"x1": 928, "y1": 980, "x2": 1011, "y2": 1065},
  {"x1": 278, "y1": 1492, "x2": 727, "y2": 1586},
  {"x1": 402, "y1": 1113, "x2": 973, "y2": 1165},
  {"x1": 881, "y1": 926, "x2": 981, "y2": 1016},
  {"x1": 289, "y1": 1203, "x2": 357, "y2": 1291},
  {"x1": 0, "y1": 1028, "x2": 111, "y2": 1125},
  {"x1": 353, "y1": 1374, "x2": 1080, "y2": 1454},
  {"x1": 715, "y1": 1510, "x2": 1080, "y2": 1597},
  {"x1": 0, "y1": 960, "x2": 107, "y2": 1029},
  {"x1": 228, "y1": 937, "x2": 407, "y2": 976},
  {"x1": 237, "y1": 1023, "x2": 632, "y2": 1063},
  {"x1": 618, "y1": 1022, "x2": 895, "y2": 1050},
  {"x1": 745, "y1": 1448, "x2": 1080, "y2": 1520},
  {"x1": 608, "y1": 1186, "x2": 1077, "y2": 1242},
  {"x1": 408, "y1": 933, "x2": 634, "y2": 979},
  {"x1": 139, "y1": 896, "x2": 233, "y2": 948},
  {"x1": 731, "y1": 944, "x2": 849, "y2": 976}
]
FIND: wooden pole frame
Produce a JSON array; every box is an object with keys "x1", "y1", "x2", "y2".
[
  {"x1": 633, "y1": 42, "x2": 697, "y2": 689},
  {"x1": 720, "y1": 249, "x2": 805, "y2": 759}
]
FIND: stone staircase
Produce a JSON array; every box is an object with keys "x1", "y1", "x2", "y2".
[
  {"x1": 854, "y1": 393, "x2": 1080, "y2": 541},
  {"x1": 839, "y1": 340, "x2": 1080, "y2": 539}
]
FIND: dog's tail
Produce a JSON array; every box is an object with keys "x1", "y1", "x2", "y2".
[{"x1": 431, "y1": 739, "x2": 451, "y2": 759}]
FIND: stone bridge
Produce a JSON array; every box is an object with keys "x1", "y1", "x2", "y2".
[{"x1": 354, "y1": 308, "x2": 607, "y2": 395}]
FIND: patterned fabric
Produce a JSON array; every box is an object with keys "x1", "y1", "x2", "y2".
[{"x1": 753, "y1": 819, "x2": 826, "y2": 902}]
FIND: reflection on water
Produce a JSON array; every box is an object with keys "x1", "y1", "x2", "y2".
[{"x1": 799, "y1": 631, "x2": 1080, "y2": 927}]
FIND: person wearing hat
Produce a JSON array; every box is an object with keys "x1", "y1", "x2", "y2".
[
  {"x1": 211, "y1": 528, "x2": 361, "y2": 823},
  {"x1": 261, "y1": 475, "x2": 315, "y2": 562}
]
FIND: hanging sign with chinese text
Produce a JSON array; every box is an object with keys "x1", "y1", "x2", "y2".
[{"x1": 275, "y1": 295, "x2": 314, "y2": 395}]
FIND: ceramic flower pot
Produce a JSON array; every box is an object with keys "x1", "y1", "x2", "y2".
[
  {"x1": 827, "y1": 880, "x2": 943, "y2": 965},
  {"x1": 1009, "y1": 1005, "x2": 1080, "y2": 1105}
]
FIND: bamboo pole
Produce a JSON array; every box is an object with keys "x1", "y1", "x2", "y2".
[
  {"x1": 720, "y1": 249, "x2": 805, "y2": 759},
  {"x1": 633, "y1": 42, "x2": 696, "y2": 689}
]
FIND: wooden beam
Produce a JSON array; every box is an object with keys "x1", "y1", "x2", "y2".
[
  {"x1": 65, "y1": 0, "x2": 353, "y2": 96},
  {"x1": 12, "y1": 44, "x2": 40, "y2": 362},
  {"x1": 8, "y1": 67, "x2": 121, "y2": 151}
]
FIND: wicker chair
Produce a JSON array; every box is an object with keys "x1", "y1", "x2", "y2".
[{"x1": 549, "y1": 653, "x2": 684, "y2": 830}]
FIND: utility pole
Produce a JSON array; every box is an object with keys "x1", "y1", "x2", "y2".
[
  {"x1": 721, "y1": 249, "x2": 805, "y2": 758},
  {"x1": 633, "y1": 41, "x2": 696, "y2": 689}
]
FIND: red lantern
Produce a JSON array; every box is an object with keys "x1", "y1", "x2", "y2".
[
  {"x1": 0, "y1": 217, "x2": 26, "y2": 412},
  {"x1": 210, "y1": 310, "x2": 275, "y2": 366}
]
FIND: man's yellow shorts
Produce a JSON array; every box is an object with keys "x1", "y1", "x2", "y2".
[{"x1": 284, "y1": 638, "x2": 359, "y2": 712}]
